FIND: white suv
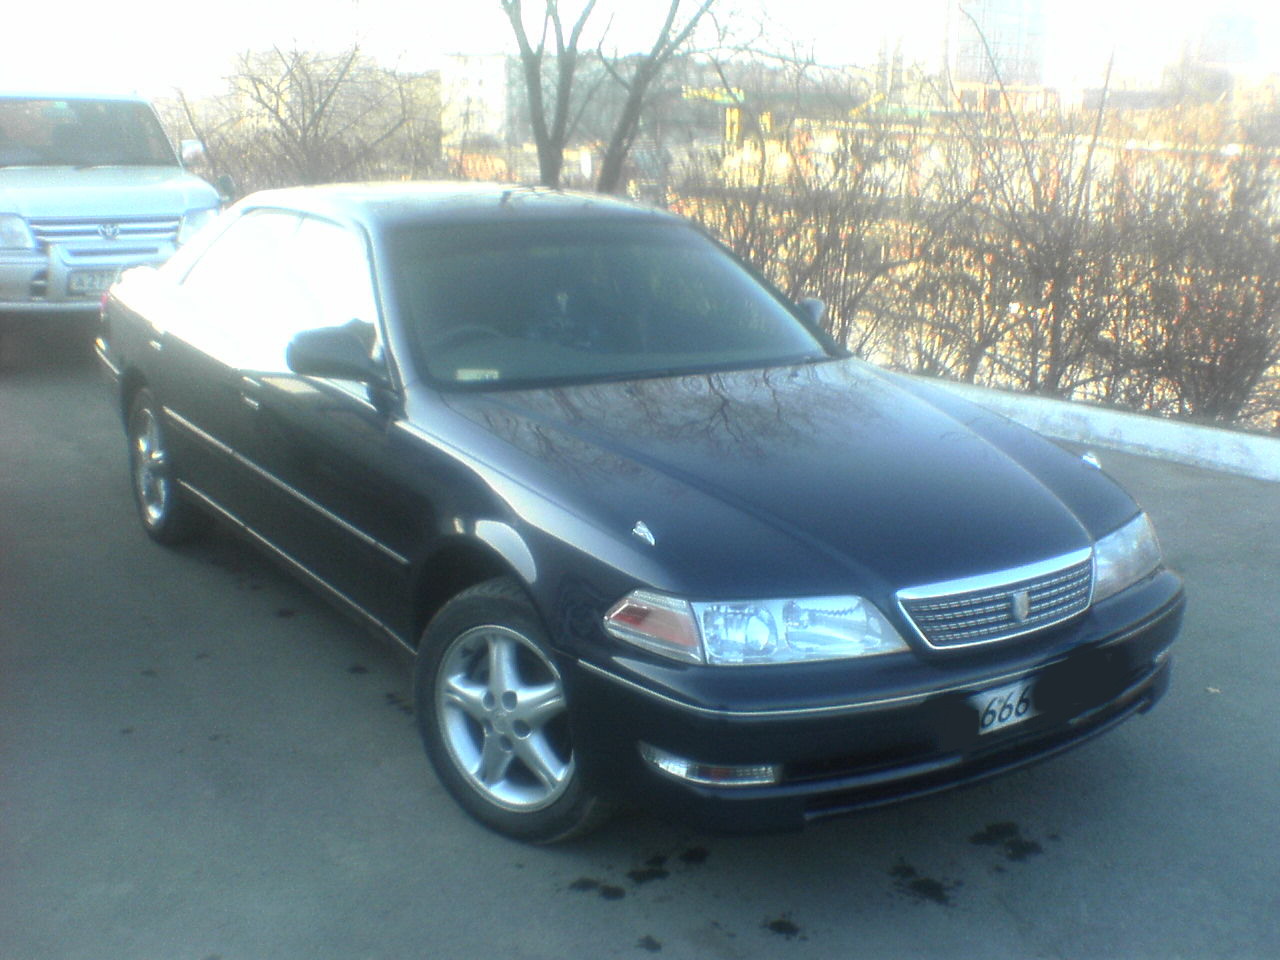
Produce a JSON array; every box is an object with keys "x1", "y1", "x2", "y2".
[{"x1": 0, "y1": 91, "x2": 220, "y2": 315}]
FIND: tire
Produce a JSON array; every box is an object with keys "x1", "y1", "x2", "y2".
[
  {"x1": 126, "y1": 388, "x2": 203, "y2": 546},
  {"x1": 414, "y1": 577, "x2": 611, "y2": 843}
]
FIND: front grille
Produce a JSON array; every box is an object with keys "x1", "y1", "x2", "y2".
[
  {"x1": 29, "y1": 217, "x2": 179, "y2": 249},
  {"x1": 898, "y1": 550, "x2": 1093, "y2": 649}
]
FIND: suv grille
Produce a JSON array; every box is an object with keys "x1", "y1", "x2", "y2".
[
  {"x1": 30, "y1": 217, "x2": 179, "y2": 250},
  {"x1": 897, "y1": 549, "x2": 1094, "y2": 649}
]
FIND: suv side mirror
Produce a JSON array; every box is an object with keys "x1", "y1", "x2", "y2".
[
  {"x1": 180, "y1": 139, "x2": 205, "y2": 165},
  {"x1": 800, "y1": 297, "x2": 826, "y2": 326}
]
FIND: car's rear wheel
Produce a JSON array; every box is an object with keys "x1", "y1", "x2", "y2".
[
  {"x1": 127, "y1": 388, "x2": 202, "y2": 545},
  {"x1": 414, "y1": 578, "x2": 611, "y2": 842}
]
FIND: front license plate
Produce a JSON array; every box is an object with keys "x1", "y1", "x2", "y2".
[
  {"x1": 970, "y1": 677, "x2": 1037, "y2": 736},
  {"x1": 67, "y1": 269, "x2": 118, "y2": 296}
]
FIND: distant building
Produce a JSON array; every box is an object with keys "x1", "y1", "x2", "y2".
[
  {"x1": 440, "y1": 54, "x2": 517, "y2": 149},
  {"x1": 947, "y1": 0, "x2": 1046, "y2": 87}
]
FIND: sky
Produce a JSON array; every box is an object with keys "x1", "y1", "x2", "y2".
[{"x1": 3, "y1": 1, "x2": 1279, "y2": 99}]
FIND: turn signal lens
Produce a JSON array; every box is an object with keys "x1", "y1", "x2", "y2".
[{"x1": 603, "y1": 590, "x2": 702, "y2": 664}]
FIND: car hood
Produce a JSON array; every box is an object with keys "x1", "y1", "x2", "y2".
[
  {"x1": 0, "y1": 165, "x2": 218, "y2": 218},
  {"x1": 440, "y1": 359, "x2": 1138, "y2": 600}
]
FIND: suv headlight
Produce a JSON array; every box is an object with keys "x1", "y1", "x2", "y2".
[
  {"x1": 1093, "y1": 513, "x2": 1163, "y2": 602},
  {"x1": 604, "y1": 590, "x2": 909, "y2": 665},
  {"x1": 0, "y1": 214, "x2": 35, "y2": 250},
  {"x1": 177, "y1": 207, "x2": 218, "y2": 245}
]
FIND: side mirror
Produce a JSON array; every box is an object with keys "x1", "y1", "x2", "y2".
[
  {"x1": 800, "y1": 297, "x2": 826, "y2": 326},
  {"x1": 180, "y1": 139, "x2": 205, "y2": 165},
  {"x1": 287, "y1": 322, "x2": 386, "y2": 386},
  {"x1": 214, "y1": 174, "x2": 237, "y2": 204}
]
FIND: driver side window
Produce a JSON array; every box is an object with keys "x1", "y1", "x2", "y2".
[{"x1": 178, "y1": 210, "x2": 380, "y2": 374}]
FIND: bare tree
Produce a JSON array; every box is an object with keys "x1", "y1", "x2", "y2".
[
  {"x1": 594, "y1": 1, "x2": 715, "y2": 193},
  {"x1": 499, "y1": 0, "x2": 600, "y2": 188},
  {"x1": 500, "y1": 0, "x2": 715, "y2": 191},
  {"x1": 178, "y1": 46, "x2": 440, "y2": 194}
]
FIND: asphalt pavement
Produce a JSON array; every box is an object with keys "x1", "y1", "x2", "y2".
[{"x1": 2, "y1": 318, "x2": 1277, "y2": 960}]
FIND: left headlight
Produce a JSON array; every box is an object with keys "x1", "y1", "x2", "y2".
[
  {"x1": 177, "y1": 207, "x2": 219, "y2": 245},
  {"x1": 1093, "y1": 513, "x2": 1163, "y2": 602},
  {"x1": 604, "y1": 590, "x2": 909, "y2": 666},
  {"x1": 0, "y1": 213, "x2": 36, "y2": 250}
]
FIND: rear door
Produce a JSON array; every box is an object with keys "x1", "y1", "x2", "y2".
[{"x1": 152, "y1": 209, "x2": 303, "y2": 517}]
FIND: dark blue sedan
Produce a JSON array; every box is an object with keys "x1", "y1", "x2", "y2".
[{"x1": 97, "y1": 183, "x2": 1184, "y2": 841}]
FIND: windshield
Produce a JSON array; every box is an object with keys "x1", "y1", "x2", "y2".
[
  {"x1": 388, "y1": 219, "x2": 831, "y2": 389},
  {"x1": 0, "y1": 97, "x2": 177, "y2": 168}
]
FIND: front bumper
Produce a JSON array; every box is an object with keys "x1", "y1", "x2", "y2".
[
  {"x1": 565, "y1": 570, "x2": 1184, "y2": 833},
  {"x1": 0, "y1": 242, "x2": 174, "y2": 315}
]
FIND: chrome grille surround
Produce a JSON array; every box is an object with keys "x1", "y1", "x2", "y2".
[
  {"x1": 29, "y1": 216, "x2": 180, "y2": 250},
  {"x1": 896, "y1": 547, "x2": 1094, "y2": 650}
]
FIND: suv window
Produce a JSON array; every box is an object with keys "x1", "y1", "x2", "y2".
[{"x1": 0, "y1": 97, "x2": 176, "y2": 167}]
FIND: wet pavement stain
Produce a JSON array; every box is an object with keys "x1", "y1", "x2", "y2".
[
  {"x1": 569, "y1": 877, "x2": 627, "y2": 900},
  {"x1": 140, "y1": 669, "x2": 158, "y2": 678},
  {"x1": 678, "y1": 847, "x2": 709, "y2": 865},
  {"x1": 384, "y1": 692, "x2": 414, "y2": 716},
  {"x1": 628, "y1": 855, "x2": 670, "y2": 885},
  {"x1": 348, "y1": 664, "x2": 369, "y2": 675},
  {"x1": 637, "y1": 934, "x2": 662, "y2": 952},
  {"x1": 763, "y1": 915, "x2": 806, "y2": 940},
  {"x1": 890, "y1": 860, "x2": 960, "y2": 906},
  {"x1": 970, "y1": 822, "x2": 1044, "y2": 861},
  {"x1": 274, "y1": 608, "x2": 297, "y2": 619}
]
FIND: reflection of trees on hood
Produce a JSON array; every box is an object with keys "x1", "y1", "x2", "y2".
[{"x1": 464, "y1": 361, "x2": 888, "y2": 488}]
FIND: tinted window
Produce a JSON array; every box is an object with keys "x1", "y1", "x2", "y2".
[{"x1": 386, "y1": 220, "x2": 828, "y2": 388}]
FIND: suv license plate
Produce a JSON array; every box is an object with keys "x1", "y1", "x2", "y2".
[
  {"x1": 970, "y1": 677, "x2": 1037, "y2": 736},
  {"x1": 67, "y1": 270, "x2": 118, "y2": 296}
]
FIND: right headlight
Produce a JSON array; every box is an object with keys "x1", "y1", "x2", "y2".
[
  {"x1": 604, "y1": 589, "x2": 909, "y2": 665},
  {"x1": 1093, "y1": 512, "x2": 1163, "y2": 602},
  {"x1": 0, "y1": 213, "x2": 35, "y2": 250}
]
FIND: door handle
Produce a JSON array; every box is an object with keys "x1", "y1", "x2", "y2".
[{"x1": 239, "y1": 375, "x2": 262, "y2": 411}]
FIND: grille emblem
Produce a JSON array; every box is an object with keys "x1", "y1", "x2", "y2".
[
  {"x1": 1010, "y1": 590, "x2": 1032, "y2": 622},
  {"x1": 98, "y1": 223, "x2": 121, "y2": 240}
]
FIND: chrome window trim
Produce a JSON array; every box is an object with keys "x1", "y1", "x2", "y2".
[
  {"x1": 896, "y1": 546, "x2": 1095, "y2": 650},
  {"x1": 163, "y1": 405, "x2": 411, "y2": 568},
  {"x1": 178, "y1": 480, "x2": 414, "y2": 655}
]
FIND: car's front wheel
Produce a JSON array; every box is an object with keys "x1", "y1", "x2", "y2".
[
  {"x1": 126, "y1": 388, "x2": 202, "y2": 545},
  {"x1": 414, "y1": 578, "x2": 611, "y2": 842}
]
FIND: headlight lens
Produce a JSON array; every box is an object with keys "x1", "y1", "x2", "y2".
[
  {"x1": 0, "y1": 213, "x2": 35, "y2": 249},
  {"x1": 604, "y1": 590, "x2": 908, "y2": 665},
  {"x1": 177, "y1": 207, "x2": 218, "y2": 245},
  {"x1": 1093, "y1": 513, "x2": 1163, "y2": 602}
]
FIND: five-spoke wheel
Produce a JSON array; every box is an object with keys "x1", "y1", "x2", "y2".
[
  {"x1": 415, "y1": 578, "x2": 610, "y2": 842},
  {"x1": 126, "y1": 388, "x2": 201, "y2": 545}
]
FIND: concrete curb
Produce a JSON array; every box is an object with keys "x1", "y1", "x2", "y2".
[{"x1": 925, "y1": 377, "x2": 1280, "y2": 484}]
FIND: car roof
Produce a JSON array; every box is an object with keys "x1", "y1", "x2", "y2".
[{"x1": 237, "y1": 182, "x2": 684, "y2": 231}]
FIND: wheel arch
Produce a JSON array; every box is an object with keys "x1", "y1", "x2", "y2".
[
  {"x1": 118, "y1": 367, "x2": 149, "y2": 424},
  {"x1": 409, "y1": 535, "x2": 535, "y2": 650}
]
